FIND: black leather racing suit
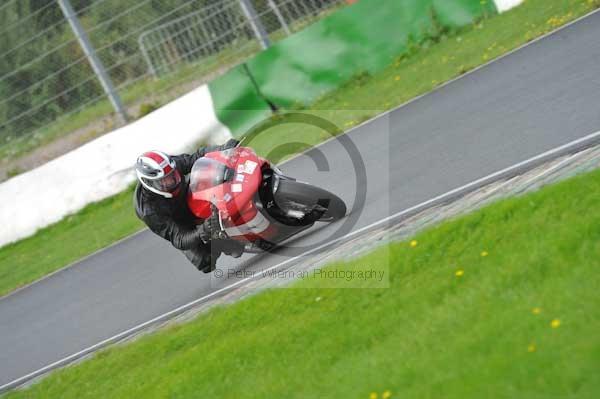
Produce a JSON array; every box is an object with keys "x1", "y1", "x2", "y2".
[{"x1": 133, "y1": 140, "x2": 238, "y2": 272}]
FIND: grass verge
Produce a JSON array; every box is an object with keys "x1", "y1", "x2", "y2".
[
  {"x1": 0, "y1": 0, "x2": 598, "y2": 297},
  {"x1": 6, "y1": 164, "x2": 600, "y2": 398}
]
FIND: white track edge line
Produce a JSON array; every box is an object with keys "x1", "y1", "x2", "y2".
[
  {"x1": 481, "y1": 150, "x2": 589, "y2": 199},
  {"x1": 2, "y1": 128, "x2": 600, "y2": 393}
]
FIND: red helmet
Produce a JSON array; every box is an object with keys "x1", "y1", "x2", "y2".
[{"x1": 135, "y1": 150, "x2": 182, "y2": 198}]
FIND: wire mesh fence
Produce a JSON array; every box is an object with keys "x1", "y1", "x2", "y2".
[
  {"x1": 139, "y1": 0, "x2": 342, "y2": 77},
  {"x1": 0, "y1": 0, "x2": 345, "y2": 157}
]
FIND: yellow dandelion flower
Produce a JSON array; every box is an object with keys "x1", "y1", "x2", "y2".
[
  {"x1": 455, "y1": 269, "x2": 464, "y2": 277},
  {"x1": 551, "y1": 319, "x2": 561, "y2": 328},
  {"x1": 369, "y1": 393, "x2": 378, "y2": 399},
  {"x1": 527, "y1": 343, "x2": 536, "y2": 353},
  {"x1": 382, "y1": 391, "x2": 392, "y2": 399},
  {"x1": 481, "y1": 250, "x2": 488, "y2": 257},
  {"x1": 394, "y1": 76, "x2": 401, "y2": 81},
  {"x1": 410, "y1": 240, "x2": 418, "y2": 247},
  {"x1": 532, "y1": 307, "x2": 541, "y2": 315}
]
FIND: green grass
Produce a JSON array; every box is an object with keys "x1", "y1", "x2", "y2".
[
  {"x1": 0, "y1": 0, "x2": 598, "y2": 297},
  {"x1": 7, "y1": 165, "x2": 600, "y2": 398}
]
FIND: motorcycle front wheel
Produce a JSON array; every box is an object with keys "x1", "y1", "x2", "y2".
[{"x1": 273, "y1": 179, "x2": 347, "y2": 225}]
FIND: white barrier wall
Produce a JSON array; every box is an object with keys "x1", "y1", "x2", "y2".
[
  {"x1": 0, "y1": 84, "x2": 231, "y2": 248},
  {"x1": 493, "y1": 0, "x2": 524, "y2": 13}
]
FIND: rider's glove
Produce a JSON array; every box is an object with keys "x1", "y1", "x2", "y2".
[
  {"x1": 202, "y1": 207, "x2": 227, "y2": 240},
  {"x1": 203, "y1": 215, "x2": 220, "y2": 236},
  {"x1": 194, "y1": 223, "x2": 211, "y2": 244}
]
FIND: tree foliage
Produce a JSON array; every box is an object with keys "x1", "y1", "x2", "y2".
[{"x1": 0, "y1": 0, "x2": 215, "y2": 142}]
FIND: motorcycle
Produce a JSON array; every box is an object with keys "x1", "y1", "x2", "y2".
[{"x1": 186, "y1": 146, "x2": 346, "y2": 262}]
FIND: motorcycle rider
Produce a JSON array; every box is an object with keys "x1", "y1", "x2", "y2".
[{"x1": 133, "y1": 138, "x2": 241, "y2": 273}]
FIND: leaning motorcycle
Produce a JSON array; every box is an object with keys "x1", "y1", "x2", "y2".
[{"x1": 186, "y1": 146, "x2": 346, "y2": 268}]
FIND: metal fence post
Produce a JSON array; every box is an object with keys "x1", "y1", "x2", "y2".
[
  {"x1": 238, "y1": 0, "x2": 271, "y2": 50},
  {"x1": 268, "y1": 0, "x2": 291, "y2": 36},
  {"x1": 138, "y1": 34, "x2": 157, "y2": 78},
  {"x1": 57, "y1": 0, "x2": 128, "y2": 124}
]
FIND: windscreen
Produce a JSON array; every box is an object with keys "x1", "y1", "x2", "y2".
[{"x1": 189, "y1": 158, "x2": 234, "y2": 192}]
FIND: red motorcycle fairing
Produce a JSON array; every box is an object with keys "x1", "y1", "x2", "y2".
[{"x1": 187, "y1": 147, "x2": 278, "y2": 242}]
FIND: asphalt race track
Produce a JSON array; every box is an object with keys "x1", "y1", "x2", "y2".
[{"x1": 1, "y1": 11, "x2": 600, "y2": 388}]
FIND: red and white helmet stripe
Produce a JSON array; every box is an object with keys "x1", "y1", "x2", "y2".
[
  {"x1": 139, "y1": 151, "x2": 174, "y2": 177},
  {"x1": 135, "y1": 150, "x2": 180, "y2": 198}
]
